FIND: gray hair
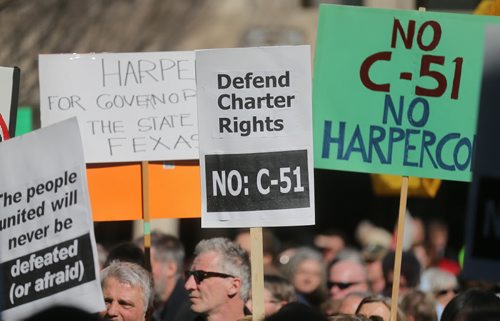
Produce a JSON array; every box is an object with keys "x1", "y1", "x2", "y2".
[
  {"x1": 101, "y1": 261, "x2": 154, "y2": 311},
  {"x1": 420, "y1": 267, "x2": 458, "y2": 294},
  {"x1": 150, "y1": 231, "x2": 185, "y2": 275},
  {"x1": 194, "y1": 237, "x2": 251, "y2": 302},
  {"x1": 281, "y1": 246, "x2": 327, "y2": 292}
]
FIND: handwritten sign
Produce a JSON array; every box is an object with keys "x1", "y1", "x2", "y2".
[
  {"x1": 463, "y1": 25, "x2": 500, "y2": 283},
  {"x1": 39, "y1": 52, "x2": 197, "y2": 163},
  {"x1": 0, "y1": 66, "x2": 20, "y2": 140},
  {"x1": 313, "y1": 5, "x2": 500, "y2": 181},
  {"x1": 0, "y1": 118, "x2": 104, "y2": 320},
  {"x1": 196, "y1": 46, "x2": 315, "y2": 228}
]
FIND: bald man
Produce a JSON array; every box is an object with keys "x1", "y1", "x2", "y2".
[{"x1": 327, "y1": 259, "x2": 370, "y2": 300}]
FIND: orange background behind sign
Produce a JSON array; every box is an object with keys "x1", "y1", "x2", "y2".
[{"x1": 87, "y1": 161, "x2": 201, "y2": 221}]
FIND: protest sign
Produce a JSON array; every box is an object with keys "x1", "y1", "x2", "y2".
[
  {"x1": 0, "y1": 118, "x2": 104, "y2": 320},
  {"x1": 39, "y1": 52, "x2": 197, "y2": 163},
  {"x1": 0, "y1": 66, "x2": 20, "y2": 141},
  {"x1": 196, "y1": 46, "x2": 315, "y2": 228},
  {"x1": 462, "y1": 25, "x2": 500, "y2": 283},
  {"x1": 313, "y1": 5, "x2": 500, "y2": 181},
  {"x1": 88, "y1": 161, "x2": 201, "y2": 221}
]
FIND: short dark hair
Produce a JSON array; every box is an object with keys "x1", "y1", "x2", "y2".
[
  {"x1": 441, "y1": 288, "x2": 500, "y2": 321},
  {"x1": 104, "y1": 241, "x2": 146, "y2": 268},
  {"x1": 382, "y1": 250, "x2": 421, "y2": 288}
]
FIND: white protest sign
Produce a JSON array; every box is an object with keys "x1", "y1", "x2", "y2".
[
  {"x1": 39, "y1": 52, "x2": 198, "y2": 163},
  {"x1": 0, "y1": 66, "x2": 20, "y2": 141},
  {"x1": 196, "y1": 46, "x2": 315, "y2": 228},
  {"x1": 0, "y1": 118, "x2": 104, "y2": 320}
]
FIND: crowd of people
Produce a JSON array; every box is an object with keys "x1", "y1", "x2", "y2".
[{"x1": 22, "y1": 215, "x2": 500, "y2": 321}]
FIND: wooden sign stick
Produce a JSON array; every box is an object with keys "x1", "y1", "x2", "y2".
[
  {"x1": 390, "y1": 176, "x2": 409, "y2": 321},
  {"x1": 141, "y1": 161, "x2": 152, "y2": 272},
  {"x1": 250, "y1": 227, "x2": 265, "y2": 321},
  {"x1": 390, "y1": 11, "x2": 426, "y2": 321}
]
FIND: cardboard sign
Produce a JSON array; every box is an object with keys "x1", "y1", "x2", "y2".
[
  {"x1": 462, "y1": 25, "x2": 500, "y2": 283},
  {"x1": 0, "y1": 118, "x2": 104, "y2": 320},
  {"x1": 88, "y1": 161, "x2": 201, "y2": 221},
  {"x1": 313, "y1": 5, "x2": 500, "y2": 181},
  {"x1": 39, "y1": 52, "x2": 198, "y2": 163},
  {"x1": 0, "y1": 66, "x2": 20, "y2": 140},
  {"x1": 196, "y1": 46, "x2": 315, "y2": 228}
]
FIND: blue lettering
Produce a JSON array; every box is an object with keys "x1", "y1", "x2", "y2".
[
  {"x1": 322, "y1": 121, "x2": 346, "y2": 160},
  {"x1": 383, "y1": 94, "x2": 404, "y2": 125},
  {"x1": 403, "y1": 129, "x2": 419, "y2": 167},
  {"x1": 387, "y1": 127, "x2": 405, "y2": 163},
  {"x1": 453, "y1": 137, "x2": 473, "y2": 171},
  {"x1": 345, "y1": 125, "x2": 369, "y2": 162},
  {"x1": 408, "y1": 97, "x2": 430, "y2": 127},
  {"x1": 420, "y1": 130, "x2": 438, "y2": 168},
  {"x1": 436, "y1": 133, "x2": 460, "y2": 171},
  {"x1": 369, "y1": 125, "x2": 389, "y2": 164}
]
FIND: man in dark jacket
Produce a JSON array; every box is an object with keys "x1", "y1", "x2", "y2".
[{"x1": 147, "y1": 231, "x2": 196, "y2": 321}]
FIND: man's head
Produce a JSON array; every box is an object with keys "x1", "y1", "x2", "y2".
[
  {"x1": 355, "y1": 295, "x2": 407, "y2": 321},
  {"x1": 382, "y1": 250, "x2": 421, "y2": 296},
  {"x1": 149, "y1": 231, "x2": 185, "y2": 301},
  {"x1": 327, "y1": 259, "x2": 369, "y2": 299},
  {"x1": 247, "y1": 274, "x2": 297, "y2": 317},
  {"x1": 104, "y1": 242, "x2": 146, "y2": 269},
  {"x1": 337, "y1": 291, "x2": 372, "y2": 314},
  {"x1": 314, "y1": 229, "x2": 347, "y2": 264},
  {"x1": 100, "y1": 261, "x2": 154, "y2": 321},
  {"x1": 185, "y1": 237, "x2": 250, "y2": 317}
]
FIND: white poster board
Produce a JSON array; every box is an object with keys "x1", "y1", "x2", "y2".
[
  {"x1": 0, "y1": 66, "x2": 20, "y2": 141},
  {"x1": 196, "y1": 46, "x2": 315, "y2": 228},
  {"x1": 0, "y1": 118, "x2": 105, "y2": 320},
  {"x1": 39, "y1": 52, "x2": 198, "y2": 163}
]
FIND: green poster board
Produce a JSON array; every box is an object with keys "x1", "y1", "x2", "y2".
[
  {"x1": 15, "y1": 107, "x2": 32, "y2": 136},
  {"x1": 313, "y1": 5, "x2": 500, "y2": 182}
]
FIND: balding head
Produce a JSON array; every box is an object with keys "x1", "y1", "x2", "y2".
[{"x1": 328, "y1": 259, "x2": 369, "y2": 299}]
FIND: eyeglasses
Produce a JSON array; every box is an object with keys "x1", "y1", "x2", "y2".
[
  {"x1": 185, "y1": 270, "x2": 235, "y2": 284},
  {"x1": 436, "y1": 288, "x2": 459, "y2": 297},
  {"x1": 327, "y1": 281, "x2": 362, "y2": 290}
]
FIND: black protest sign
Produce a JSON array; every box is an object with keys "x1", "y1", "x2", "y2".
[{"x1": 463, "y1": 25, "x2": 500, "y2": 283}]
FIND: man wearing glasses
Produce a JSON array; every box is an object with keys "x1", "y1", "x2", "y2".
[
  {"x1": 184, "y1": 237, "x2": 251, "y2": 321},
  {"x1": 327, "y1": 257, "x2": 370, "y2": 300}
]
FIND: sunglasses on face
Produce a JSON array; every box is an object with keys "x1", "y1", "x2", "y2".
[
  {"x1": 327, "y1": 281, "x2": 362, "y2": 290},
  {"x1": 436, "y1": 288, "x2": 459, "y2": 297},
  {"x1": 185, "y1": 270, "x2": 235, "y2": 284}
]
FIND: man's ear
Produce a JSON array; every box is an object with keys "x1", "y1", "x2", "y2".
[
  {"x1": 165, "y1": 261, "x2": 178, "y2": 277},
  {"x1": 227, "y1": 277, "x2": 241, "y2": 298}
]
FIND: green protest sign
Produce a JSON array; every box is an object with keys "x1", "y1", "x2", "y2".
[{"x1": 313, "y1": 5, "x2": 500, "y2": 182}]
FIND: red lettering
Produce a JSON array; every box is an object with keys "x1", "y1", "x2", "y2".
[
  {"x1": 417, "y1": 21, "x2": 442, "y2": 51},
  {"x1": 360, "y1": 52, "x2": 392, "y2": 92},
  {"x1": 391, "y1": 19, "x2": 416, "y2": 49}
]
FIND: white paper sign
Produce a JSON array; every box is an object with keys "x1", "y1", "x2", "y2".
[
  {"x1": 0, "y1": 66, "x2": 20, "y2": 141},
  {"x1": 196, "y1": 46, "x2": 315, "y2": 228},
  {"x1": 0, "y1": 118, "x2": 104, "y2": 320},
  {"x1": 39, "y1": 52, "x2": 198, "y2": 163}
]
